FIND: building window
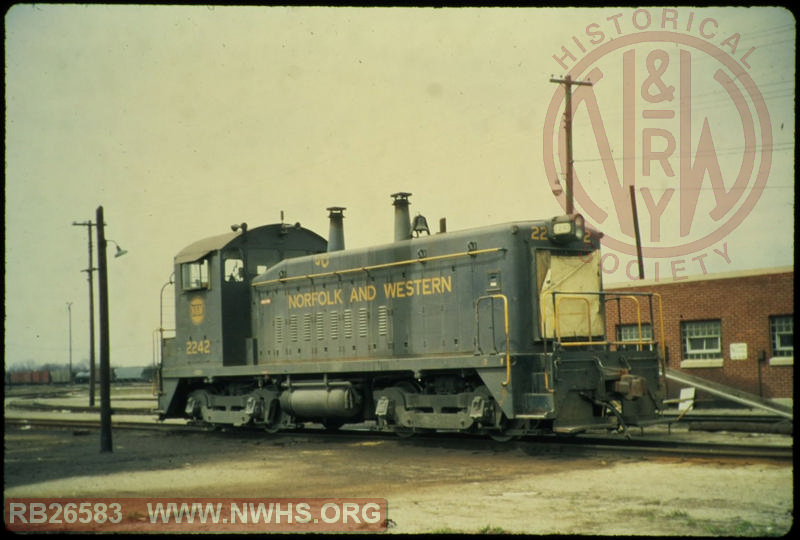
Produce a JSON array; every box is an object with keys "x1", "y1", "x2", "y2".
[
  {"x1": 770, "y1": 315, "x2": 793, "y2": 357},
  {"x1": 616, "y1": 323, "x2": 653, "y2": 350},
  {"x1": 681, "y1": 320, "x2": 721, "y2": 360},
  {"x1": 617, "y1": 323, "x2": 653, "y2": 342}
]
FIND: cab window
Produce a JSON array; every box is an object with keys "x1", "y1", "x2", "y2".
[
  {"x1": 247, "y1": 249, "x2": 282, "y2": 278},
  {"x1": 224, "y1": 257, "x2": 245, "y2": 283},
  {"x1": 182, "y1": 259, "x2": 210, "y2": 290}
]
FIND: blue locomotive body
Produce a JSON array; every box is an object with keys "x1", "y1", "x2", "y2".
[{"x1": 158, "y1": 194, "x2": 664, "y2": 437}]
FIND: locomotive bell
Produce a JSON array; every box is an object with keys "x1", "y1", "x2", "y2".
[{"x1": 412, "y1": 213, "x2": 430, "y2": 237}]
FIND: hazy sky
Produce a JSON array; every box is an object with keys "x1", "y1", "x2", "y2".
[{"x1": 5, "y1": 5, "x2": 795, "y2": 369}]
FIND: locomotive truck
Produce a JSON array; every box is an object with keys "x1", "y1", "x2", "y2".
[{"x1": 157, "y1": 193, "x2": 665, "y2": 438}]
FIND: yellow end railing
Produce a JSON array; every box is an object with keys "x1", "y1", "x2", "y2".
[{"x1": 550, "y1": 291, "x2": 665, "y2": 357}]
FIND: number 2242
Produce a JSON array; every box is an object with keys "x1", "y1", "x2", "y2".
[{"x1": 186, "y1": 339, "x2": 211, "y2": 355}]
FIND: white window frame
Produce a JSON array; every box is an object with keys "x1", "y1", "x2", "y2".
[
  {"x1": 680, "y1": 320, "x2": 723, "y2": 368},
  {"x1": 616, "y1": 323, "x2": 653, "y2": 351},
  {"x1": 617, "y1": 323, "x2": 653, "y2": 342},
  {"x1": 769, "y1": 315, "x2": 794, "y2": 366}
]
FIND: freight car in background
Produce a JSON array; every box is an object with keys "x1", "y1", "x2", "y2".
[
  {"x1": 113, "y1": 366, "x2": 156, "y2": 383},
  {"x1": 73, "y1": 367, "x2": 155, "y2": 384},
  {"x1": 5, "y1": 367, "x2": 154, "y2": 385},
  {"x1": 157, "y1": 193, "x2": 666, "y2": 439},
  {"x1": 5, "y1": 369, "x2": 71, "y2": 385}
]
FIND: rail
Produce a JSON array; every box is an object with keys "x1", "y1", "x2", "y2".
[{"x1": 5, "y1": 418, "x2": 791, "y2": 461}]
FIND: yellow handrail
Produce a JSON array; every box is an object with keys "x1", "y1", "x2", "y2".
[
  {"x1": 619, "y1": 295, "x2": 645, "y2": 350},
  {"x1": 476, "y1": 294, "x2": 511, "y2": 387},
  {"x1": 609, "y1": 293, "x2": 663, "y2": 353},
  {"x1": 550, "y1": 291, "x2": 663, "y2": 354},
  {"x1": 653, "y1": 293, "x2": 666, "y2": 360}
]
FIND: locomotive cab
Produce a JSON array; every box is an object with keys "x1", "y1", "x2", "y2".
[{"x1": 158, "y1": 223, "x2": 326, "y2": 418}]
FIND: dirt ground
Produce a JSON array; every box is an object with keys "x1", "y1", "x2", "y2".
[{"x1": 3, "y1": 421, "x2": 793, "y2": 536}]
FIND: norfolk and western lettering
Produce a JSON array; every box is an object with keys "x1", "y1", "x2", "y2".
[{"x1": 286, "y1": 276, "x2": 453, "y2": 310}]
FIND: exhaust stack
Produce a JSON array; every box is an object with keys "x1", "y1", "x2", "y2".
[
  {"x1": 326, "y1": 206, "x2": 346, "y2": 252},
  {"x1": 391, "y1": 192, "x2": 412, "y2": 242}
]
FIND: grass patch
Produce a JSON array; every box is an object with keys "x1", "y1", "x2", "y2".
[
  {"x1": 701, "y1": 518, "x2": 787, "y2": 537},
  {"x1": 618, "y1": 508, "x2": 788, "y2": 536}
]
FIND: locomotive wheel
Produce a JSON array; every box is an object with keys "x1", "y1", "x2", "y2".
[
  {"x1": 186, "y1": 389, "x2": 211, "y2": 423},
  {"x1": 488, "y1": 415, "x2": 515, "y2": 442},
  {"x1": 263, "y1": 402, "x2": 288, "y2": 434},
  {"x1": 322, "y1": 419, "x2": 345, "y2": 431},
  {"x1": 395, "y1": 380, "x2": 421, "y2": 393},
  {"x1": 392, "y1": 380, "x2": 420, "y2": 438},
  {"x1": 473, "y1": 385, "x2": 509, "y2": 437},
  {"x1": 393, "y1": 426, "x2": 433, "y2": 438},
  {"x1": 489, "y1": 431, "x2": 514, "y2": 443},
  {"x1": 489, "y1": 419, "x2": 527, "y2": 442},
  {"x1": 394, "y1": 426, "x2": 415, "y2": 438}
]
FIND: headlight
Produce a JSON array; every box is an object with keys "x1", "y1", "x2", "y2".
[
  {"x1": 549, "y1": 213, "x2": 585, "y2": 243},
  {"x1": 552, "y1": 221, "x2": 573, "y2": 236}
]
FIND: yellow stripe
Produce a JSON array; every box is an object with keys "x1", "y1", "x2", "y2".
[{"x1": 252, "y1": 247, "x2": 505, "y2": 288}]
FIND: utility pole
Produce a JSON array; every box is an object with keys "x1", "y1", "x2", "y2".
[
  {"x1": 550, "y1": 74, "x2": 593, "y2": 215},
  {"x1": 96, "y1": 206, "x2": 113, "y2": 453},
  {"x1": 66, "y1": 302, "x2": 73, "y2": 384},
  {"x1": 630, "y1": 185, "x2": 645, "y2": 280},
  {"x1": 73, "y1": 220, "x2": 97, "y2": 406}
]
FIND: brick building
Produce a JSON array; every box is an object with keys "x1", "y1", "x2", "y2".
[{"x1": 605, "y1": 266, "x2": 793, "y2": 402}]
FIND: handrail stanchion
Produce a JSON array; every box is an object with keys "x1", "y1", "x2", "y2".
[{"x1": 476, "y1": 294, "x2": 512, "y2": 387}]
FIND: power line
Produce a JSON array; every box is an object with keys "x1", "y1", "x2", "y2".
[{"x1": 569, "y1": 141, "x2": 794, "y2": 165}]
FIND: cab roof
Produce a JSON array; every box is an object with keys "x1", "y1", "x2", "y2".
[
  {"x1": 173, "y1": 223, "x2": 326, "y2": 264},
  {"x1": 174, "y1": 231, "x2": 240, "y2": 264}
]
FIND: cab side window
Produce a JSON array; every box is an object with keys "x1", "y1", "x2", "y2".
[
  {"x1": 224, "y1": 257, "x2": 245, "y2": 283},
  {"x1": 181, "y1": 259, "x2": 210, "y2": 290}
]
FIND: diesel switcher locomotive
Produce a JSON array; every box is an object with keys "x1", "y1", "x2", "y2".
[{"x1": 157, "y1": 193, "x2": 665, "y2": 438}]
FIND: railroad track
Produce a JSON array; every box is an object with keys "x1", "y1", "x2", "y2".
[
  {"x1": 4, "y1": 417, "x2": 194, "y2": 432},
  {"x1": 664, "y1": 413, "x2": 793, "y2": 424},
  {"x1": 5, "y1": 402, "x2": 156, "y2": 415},
  {"x1": 522, "y1": 433, "x2": 794, "y2": 460},
  {"x1": 8, "y1": 399, "x2": 791, "y2": 427},
  {"x1": 663, "y1": 414, "x2": 793, "y2": 435},
  {"x1": 6, "y1": 417, "x2": 792, "y2": 461}
]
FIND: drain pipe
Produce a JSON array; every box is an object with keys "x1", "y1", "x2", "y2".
[
  {"x1": 391, "y1": 192, "x2": 412, "y2": 242},
  {"x1": 327, "y1": 206, "x2": 346, "y2": 252}
]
